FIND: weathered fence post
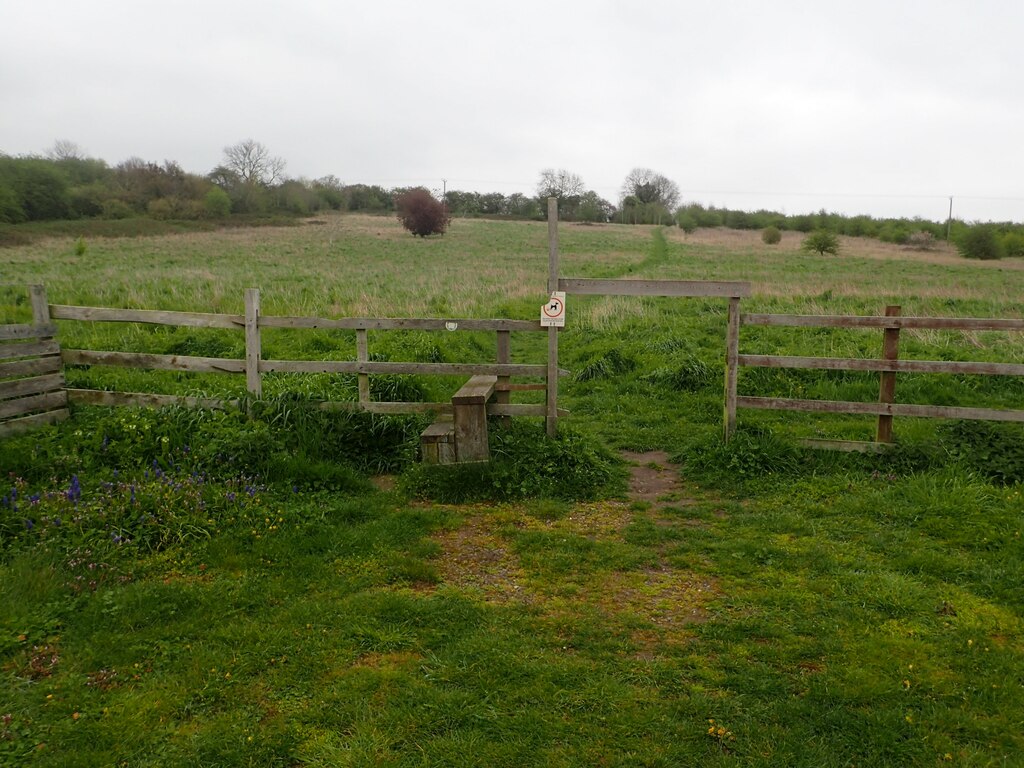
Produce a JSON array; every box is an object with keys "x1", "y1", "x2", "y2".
[
  {"x1": 244, "y1": 288, "x2": 262, "y2": 398},
  {"x1": 876, "y1": 305, "x2": 901, "y2": 443},
  {"x1": 496, "y1": 329, "x2": 510, "y2": 424},
  {"x1": 546, "y1": 197, "x2": 560, "y2": 437},
  {"x1": 30, "y1": 284, "x2": 50, "y2": 327},
  {"x1": 723, "y1": 296, "x2": 741, "y2": 441},
  {"x1": 356, "y1": 328, "x2": 370, "y2": 405}
]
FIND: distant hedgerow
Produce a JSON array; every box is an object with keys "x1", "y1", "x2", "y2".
[{"x1": 395, "y1": 188, "x2": 451, "y2": 237}]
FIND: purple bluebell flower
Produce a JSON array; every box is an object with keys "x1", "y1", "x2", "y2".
[{"x1": 67, "y1": 475, "x2": 82, "y2": 504}]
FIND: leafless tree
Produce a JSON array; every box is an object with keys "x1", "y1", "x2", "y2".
[
  {"x1": 47, "y1": 139, "x2": 84, "y2": 161},
  {"x1": 221, "y1": 139, "x2": 285, "y2": 186},
  {"x1": 620, "y1": 167, "x2": 680, "y2": 210},
  {"x1": 536, "y1": 168, "x2": 585, "y2": 200}
]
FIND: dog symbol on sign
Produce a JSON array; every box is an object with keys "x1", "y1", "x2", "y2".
[{"x1": 541, "y1": 291, "x2": 566, "y2": 327}]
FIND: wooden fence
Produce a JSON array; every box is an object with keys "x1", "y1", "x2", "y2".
[
  {"x1": 20, "y1": 286, "x2": 565, "y2": 429},
  {"x1": 724, "y1": 304, "x2": 1024, "y2": 449},
  {"x1": 0, "y1": 286, "x2": 69, "y2": 437}
]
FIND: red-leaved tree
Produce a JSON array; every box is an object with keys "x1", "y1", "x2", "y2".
[{"x1": 395, "y1": 188, "x2": 450, "y2": 237}]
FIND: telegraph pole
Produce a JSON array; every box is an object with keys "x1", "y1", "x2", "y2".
[{"x1": 946, "y1": 196, "x2": 953, "y2": 242}]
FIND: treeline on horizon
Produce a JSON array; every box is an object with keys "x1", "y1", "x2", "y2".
[{"x1": 2, "y1": 146, "x2": 1022, "y2": 257}]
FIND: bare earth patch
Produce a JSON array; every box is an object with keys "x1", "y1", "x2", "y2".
[
  {"x1": 431, "y1": 510, "x2": 531, "y2": 605},
  {"x1": 428, "y1": 452, "x2": 718, "y2": 644},
  {"x1": 622, "y1": 450, "x2": 695, "y2": 509}
]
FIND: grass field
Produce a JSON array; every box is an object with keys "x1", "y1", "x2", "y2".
[{"x1": 1, "y1": 214, "x2": 1023, "y2": 766}]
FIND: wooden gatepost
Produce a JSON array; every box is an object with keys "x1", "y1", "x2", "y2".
[{"x1": 0, "y1": 285, "x2": 69, "y2": 437}]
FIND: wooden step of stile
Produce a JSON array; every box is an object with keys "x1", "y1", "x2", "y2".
[{"x1": 421, "y1": 417, "x2": 455, "y2": 465}]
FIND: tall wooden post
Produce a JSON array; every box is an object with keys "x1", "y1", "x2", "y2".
[
  {"x1": 546, "y1": 197, "x2": 559, "y2": 437},
  {"x1": 356, "y1": 328, "x2": 370, "y2": 405},
  {"x1": 723, "y1": 296, "x2": 741, "y2": 441},
  {"x1": 876, "y1": 305, "x2": 901, "y2": 443},
  {"x1": 244, "y1": 288, "x2": 262, "y2": 398},
  {"x1": 496, "y1": 330, "x2": 510, "y2": 424}
]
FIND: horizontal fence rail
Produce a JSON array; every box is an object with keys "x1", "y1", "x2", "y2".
[
  {"x1": 22, "y1": 286, "x2": 562, "y2": 427},
  {"x1": 741, "y1": 313, "x2": 1024, "y2": 331},
  {"x1": 559, "y1": 278, "x2": 750, "y2": 298},
  {"x1": 726, "y1": 305, "x2": 1024, "y2": 448}
]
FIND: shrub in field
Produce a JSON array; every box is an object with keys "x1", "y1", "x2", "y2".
[
  {"x1": 761, "y1": 226, "x2": 782, "y2": 245},
  {"x1": 100, "y1": 198, "x2": 134, "y2": 219},
  {"x1": 395, "y1": 188, "x2": 450, "y2": 237},
  {"x1": 1001, "y1": 231, "x2": 1024, "y2": 258},
  {"x1": 877, "y1": 222, "x2": 909, "y2": 244},
  {"x1": 676, "y1": 212, "x2": 697, "y2": 234},
  {"x1": 905, "y1": 230, "x2": 937, "y2": 250},
  {"x1": 957, "y1": 226, "x2": 1005, "y2": 260},
  {"x1": 801, "y1": 229, "x2": 840, "y2": 256},
  {"x1": 203, "y1": 186, "x2": 232, "y2": 218}
]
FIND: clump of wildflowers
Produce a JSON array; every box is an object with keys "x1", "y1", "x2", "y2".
[
  {"x1": 1, "y1": 466, "x2": 270, "y2": 555},
  {"x1": 706, "y1": 719, "x2": 735, "y2": 745}
]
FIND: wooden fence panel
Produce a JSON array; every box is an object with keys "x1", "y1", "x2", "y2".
[
  {"x1": 0, "y1": 285, "x2": 68, "y2": 436},
  {"x1": 733, "y1": 307, "x2": 1024, "y2": 446},
  {"x1": 30, "y1": 286, "x2": 560, "y2": 428}
]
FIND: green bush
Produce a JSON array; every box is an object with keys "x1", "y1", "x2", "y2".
[
  {"x1": 801, "y1": 229, "x2": 839, "y2": 256},
  {"x1": 100, "y1": 199, "x2": 134, "y2": 219},
  {"x1": 676, "y1": 212, "x2": 697, "y2": 234},
  {"x1": 1001, "y1": 231, "x2": 1024, "y2": 258},
  {"x1": 957, "y1": 226, "x2": 1005, "y2": 260},
  {"x1": 877, "y1": 222, "x2": 909, "y2": 244},
  {"x1": 761, "y1": 226, "x2": 781, "y2": 245},
  {"x1": 203, "y1": 186, "x2": 232, "y2": 218}
]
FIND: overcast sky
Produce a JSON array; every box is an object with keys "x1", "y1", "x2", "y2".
[{"x1": 2, "y1": 0, "x2": 1022, "y2": 222}]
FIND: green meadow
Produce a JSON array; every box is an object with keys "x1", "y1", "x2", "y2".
[{"x1": 1, "y1": 214, "x2": 1022, "y2": 766}]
